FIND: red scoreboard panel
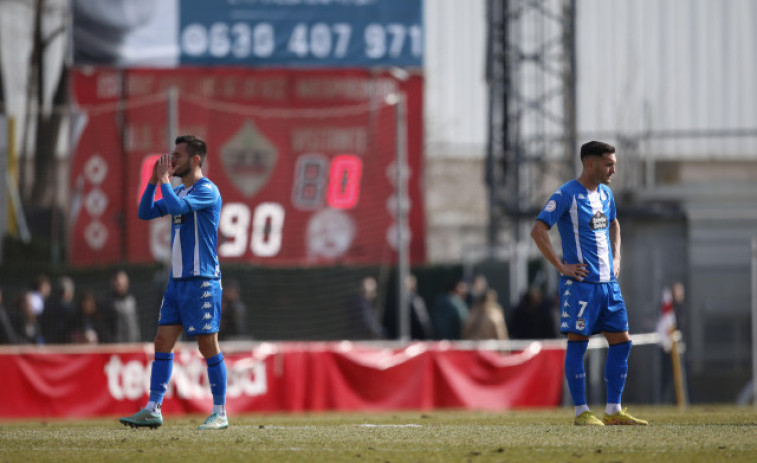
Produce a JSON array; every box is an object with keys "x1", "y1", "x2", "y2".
[{"x1": 69, "y1": 68, "x2": 425, "y2": 267}]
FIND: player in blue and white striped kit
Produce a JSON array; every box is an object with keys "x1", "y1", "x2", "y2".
[
  {"x1": 120, "y1": 135, "x2": 228, "y2": 430},
  {"x1": 531, "y1": 141, "x2": 647, "y2": 426}
]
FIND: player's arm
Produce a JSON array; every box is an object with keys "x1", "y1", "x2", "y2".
[
  {"x1": 610, "y1": 218, "x2": 621, "y2": 278},
  {"x1": 160, "y1": 181, "x2": 219, "y2": 216},
  {"x1": 138, "y1": 157, "x2": 167, "y2": 220},
  {"x1": 530, "y1": 220, "x2": 588, "y2": 281}
]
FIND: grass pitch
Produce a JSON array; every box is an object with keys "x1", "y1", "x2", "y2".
[{"x1": 1, "y1": 406, "x2": 756, "y2": 463}]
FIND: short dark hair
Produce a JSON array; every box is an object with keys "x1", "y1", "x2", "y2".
[
  {"x1": 175, "y1": 135, "x2": 207, "y2": 166},
  {"x1": 580, "y1": 141, "x2": 615, "y2": 161}
]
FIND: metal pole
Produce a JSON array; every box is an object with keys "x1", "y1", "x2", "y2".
[
  {"x1": 394, "y1": 91, "x2": 410, "y2": 342},
  {"x1": 167, "y1": 87, "x2": 179, "y2": 150},
  {"x1": 752, "y1": 236, "x2": 757, "y2": 407}
]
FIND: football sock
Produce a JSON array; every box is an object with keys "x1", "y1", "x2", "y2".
[
  {"x1": 148, "y1": 352, "x2": 174, "y2": 407},
  {"x1": 213, "y1": 404, "x2": 226, "y2": 417},
  {"x1": 575, "y1": 404, "x2": 591, "y2": 416},
  {"x1": 206, "y1": 352, "x2": 228, "y2": 409},
  {"x1": 605, "y1": 403, "x2": 622, "y2": 415},
  {"x1": 605, "y1": 340, "x2": 632, "y2": 406},
  {"x1": 565, "y1": 340, "x2": 589, "y2": 407}
]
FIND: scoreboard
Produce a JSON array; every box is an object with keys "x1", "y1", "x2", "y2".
[{"x1": 69, "y1": 67, "x2": 425, "y2": 267}]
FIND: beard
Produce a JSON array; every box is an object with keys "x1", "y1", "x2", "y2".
[{"x1": 172, "y1": 164, "x2": 190, "y2": 178}]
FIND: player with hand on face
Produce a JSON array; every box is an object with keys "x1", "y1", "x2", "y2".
[
  {"x1": 531, "y1": 140, "x2": 647, "y2": 426},
  {"x1": 120, "y1": 135, "x2": 228, "y2": 430}
]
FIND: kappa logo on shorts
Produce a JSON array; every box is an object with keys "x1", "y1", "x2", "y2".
[
  {"x1": 565, "y1": 280, "x2": 573, "y2": 286},
  {"x1": 202, "y1": 302, "x2": 212, "y2": 309},
  {"x1": 561, "y1": 311, "x2": 569, "y2": 318},
  {"x1": 201, "y1": 281, "x2": 212, "y2": 288},
  {"x1": 563, "y1": 289, "x2": 570, "y2": 296},
  {"x1": 561, "y1": 322, "x2": 568, "y2": 329},
  {"x1": 188, "y1": 326, "x2": 196, "y2": 332},
  {"x1": 202, "y1": 324, "x2": 212, "y2": 330},
  {"x1": 201, "y1": 291, "x2": 212, "y2": 298},
  {"x1": 563, "y1": 301, "x2": 570, "y2": 307},
  {"x1": 202, "y1": 313, "x2": 212, "y2": 320}
]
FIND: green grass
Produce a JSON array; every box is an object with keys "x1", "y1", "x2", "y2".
[{"x1": 1, "y1": 406, "x2": 756, "y2": 462}]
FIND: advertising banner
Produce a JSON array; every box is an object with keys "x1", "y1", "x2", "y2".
[
  {"x1": 72, "y1": 0, "x2": 422, "y2": 68},
  {"x1": 69, "y1": 67, "x2": 425, "y2": 266},
  {"x1": 0, "y1": 343, "x2": 564, "y2": 418}
]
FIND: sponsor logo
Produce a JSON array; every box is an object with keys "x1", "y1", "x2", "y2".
[
  {"x1": 590, "y1": 211, "x2": 608, "y2": 230},
  {"x1": 202, "y1": 291, "x2": 212, "y2": 298},
  {"x1": 544, "y1": 199, "x2": 557, "y2": 212},
  {"x1": 561, "y1": 311, "x2": 569, "y2": 318},
  {"x1": 188, "y1": 326, "x2": 196, "y2": 332},
  {"x1": 576, "y1": 319, "x2": 585, "y2": 331},
  {"x1": 202, "y1": 313, "x2": 213, "y2": 320},
  {"x1": 202, "y1": 302, "x2": 212, "y2": 309},
  {"x1": 173, "y1": 214, "x2": 185, "y2": 225},
  {"x1": 104, "y1": 355, "x2": 268, "y2": 401},
  {"x1": 201, "y1": 281, "x2": 212, "y2": 288}
]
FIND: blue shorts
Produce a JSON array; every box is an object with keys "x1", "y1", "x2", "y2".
[
  {"x1": 559, "y1": 278, "x2": 629, "y2": 336},
  {"x1": 159, "y1": 278, "x2": 222, "y2": 335}
]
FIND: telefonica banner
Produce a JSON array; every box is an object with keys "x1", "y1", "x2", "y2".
[{"x1": 72, "y1": 0, "x2": 423, "y2": 68}]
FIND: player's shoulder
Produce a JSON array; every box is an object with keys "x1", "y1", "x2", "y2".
[
  {"x1": 195, "y1": 177, "x2": 221, "y2": 195},
  {"x1": 554, "y1": 179, "x2": 582, "y2": 197}
]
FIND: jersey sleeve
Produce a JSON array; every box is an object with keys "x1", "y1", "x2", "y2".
[
  {"x1": 137, "y1": 183, "x2": 167, "y2": 220},
  {"x1": 160, "y1": 181, "x2": 219, "y2": 215},
  {"x1": 536, "y1": 190, "x2": 570, "y2": 228}
]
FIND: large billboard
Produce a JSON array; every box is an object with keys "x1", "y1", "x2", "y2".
[
  {"x1": 69, "y1": 68, "x2": 425, "y2": 267},
  {"x1": 73, "y1": 0, "x2": 423, "y2": 68}
]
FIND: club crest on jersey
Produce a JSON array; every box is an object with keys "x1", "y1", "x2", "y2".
[
  {"x1": 590, "y1": 211, "x2": 608, "y2": 230},
  {"x1": 544, "y1": 200, "x2": 557, "y2": 212}
]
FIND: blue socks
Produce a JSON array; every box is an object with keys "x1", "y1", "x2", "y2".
[
  {"x1": 605, "y1": 341, "x2": 632, "y2": 404},
  {"x1": 205, "y1": 352, "x2": 227, "y2": 407},
  {"x1": 149, "y1": 352, "x2": 174, "y2": 405},
  {"x1": 565, "y1": 340, "x2": 589, "y2": 406},
  {"x1": 148, "y1": 351, "x2": 227, "y2": 412}
]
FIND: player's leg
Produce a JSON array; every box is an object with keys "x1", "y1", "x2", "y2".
[
  {"x1": 561, "y1": 279, "x2": 604, "y2": 425},
  {"x1": 194, "y1": 278, "x2": 228, "y2": 430},
  {"x1": 599, "y1": 282, "x2": 647, "y2": 425},
  {"x1": 119, "y1": 324, "x2": 182, "y2": 428}
]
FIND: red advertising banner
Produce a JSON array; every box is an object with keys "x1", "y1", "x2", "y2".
[
  {"x1": 70, "y1": 68, "x2": 425, "y2": 266},
  {"x1": 0, "y1": 343, "x2": 564, "y2": 418}
]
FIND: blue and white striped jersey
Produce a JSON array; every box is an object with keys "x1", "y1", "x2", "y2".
[
  {"x1": 138, "y1": 178, "x2": 222, "y2": 280},
  {"x1": 536, "y1": 179, "x2": 617, "y2": 283}
]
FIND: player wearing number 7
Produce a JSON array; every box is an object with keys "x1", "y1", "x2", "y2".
[
  {"x1": 120, "y1": 135, "x2": 228, "y2": 430},
  {"x1": 531, "y1": 141, "x2": 647, "y2": 426}
]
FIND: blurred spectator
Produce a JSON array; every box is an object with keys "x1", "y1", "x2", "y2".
[
  {"x1": 39, "y1": 276, "x2": 76, "y2": 344},
  {"x1": 465, "y1": 274, "x2": 489, "y2": 307},
  {"x1": 508, "y1": 287, "x2": 558, "y2": 339},
  {"x1": 657, "y1": 282, "x2": 690, "y2": 404},
  {"x1": 70, "y1": 290, "x2": 113, "y2": 344},
  {"x1": 348, "y1": 276, "x2": 385, "y2": 340},
  {"x1": 102, "y1": 270, "x2": 140, "y2": 343},
  {"x1": 0, "y1": 289, "x2": 18, "y2": 344},
  {"x1": 28, "y1": 274, "x2": 51, "y2": 318},
  {"x1": 10, "y1": 291, "x2": 44, "y2": 344},
  {"x1": 382, "y1": 274, "x2": 434, "y2": 340},
  {"x1": 463, "y1": 289, "x2": 509, "y2": 341},
  {"x1": 219, "y1": 279, "x2": 247, "y2": 340},
  {"x1": 431, "y1": 278, "x2": 469, "y2": 340}
]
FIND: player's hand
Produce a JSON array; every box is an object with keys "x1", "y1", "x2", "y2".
[
  {"x1": 560, "y1": 262, "x2": 589, "y2": 281},
  {"x1": 613, "y1": 259, "x2": 621, "y2": 279},
  {"x1": 156, "y1": 154, "x2": 173, "y2": 184},
  {"x1": 149, "y1": 157, "x2": 160, "y2": 184}
]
